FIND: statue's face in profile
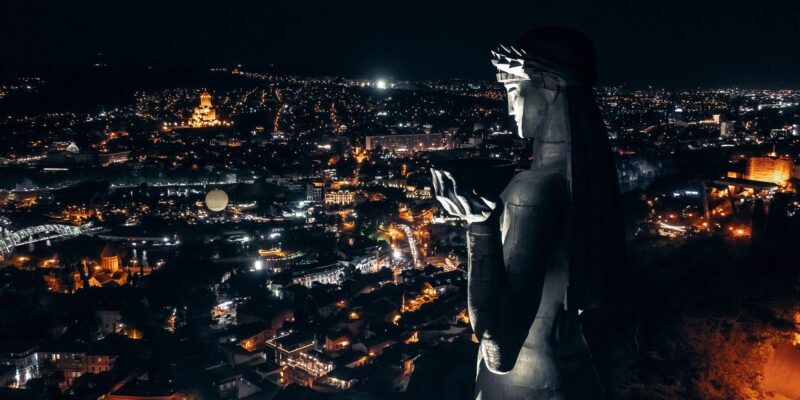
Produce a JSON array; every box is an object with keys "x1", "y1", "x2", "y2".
[
  {"x1": 503, "y1": 80, "x2": 555, "y2": 139},
  {"x1": 504, "y1": 81, "x2": 526, "y2": 138}
]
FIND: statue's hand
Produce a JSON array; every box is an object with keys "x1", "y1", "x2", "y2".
[{"x1": 431, "y1": 167, "x2": 497, "y2": 224}]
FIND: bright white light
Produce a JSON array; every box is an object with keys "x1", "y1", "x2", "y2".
[
  {"x1": 162, "y1": 237, "x2": 169, "y2": 242},
  {"x1": 392, "y1": 250, "x2": 402, "y2": 259},
  {"x1": 254, "y1": 260, "x2": 263, "y2": 271},
  {"x1": 376, "y1": 79, "x2": 387, "y2": 90}
]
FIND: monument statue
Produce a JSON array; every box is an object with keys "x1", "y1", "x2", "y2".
[{"x1": 431, "y1": 27, "x2": 624, "y2": 400}]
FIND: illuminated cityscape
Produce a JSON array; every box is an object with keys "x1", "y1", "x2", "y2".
[{"x1": 2, "y1": 1, "x2": 800, "y2": 400}]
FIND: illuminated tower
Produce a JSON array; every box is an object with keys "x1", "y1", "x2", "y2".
[
  {"x1": 200, "y1": 91, "x2": 212, "y2": 108},
  {"x1": 101, "y1": 255, "x2": 120, "y2": 272},
  {"x1": 100, "y1": 243, "x2": 122, "y2": 272}
]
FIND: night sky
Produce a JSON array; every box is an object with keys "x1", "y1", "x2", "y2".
[{"x1": 3, "y1": 0, "x2": 800, "y2": 87}]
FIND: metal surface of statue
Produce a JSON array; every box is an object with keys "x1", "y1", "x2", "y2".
[{"x1": 431, "y1": 27, "x2": 624, "y2": 400}]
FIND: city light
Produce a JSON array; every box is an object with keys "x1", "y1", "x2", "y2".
[{"x1": 2, "y1": 11, "x2": 800, "y2": 398}]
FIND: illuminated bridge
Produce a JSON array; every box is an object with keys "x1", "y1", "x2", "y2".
[
  {"x1": 396, "y1": 224, "x2": 420, "y2": 267},
  {"x1": 0, "y1": 223, "x2": 93, "y2": 255}
]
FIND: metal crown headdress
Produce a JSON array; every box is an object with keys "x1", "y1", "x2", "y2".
[
  {"x1": 491, "y1": 44, "x2": 536, "y2": 82},
  {"x1": 491, "y1": 43, "x2": 592, "y2": 85}
]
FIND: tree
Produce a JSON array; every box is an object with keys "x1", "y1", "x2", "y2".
[{"x1": 355, "y1": 200, "x2": 398, "y2": 238}]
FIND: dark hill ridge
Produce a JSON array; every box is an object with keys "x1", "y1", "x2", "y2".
[{"x1": 0, "y1": 64, "x2": 255, "y2": 115}]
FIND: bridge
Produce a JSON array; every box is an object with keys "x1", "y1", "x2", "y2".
[
  {"x1": 396, "y1": 224, "x2": 420, "y2": 267},
  {"x1": 0, "y1": 223, "x2": 93, "y2": 255}
]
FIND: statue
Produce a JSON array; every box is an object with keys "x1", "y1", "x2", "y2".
[{"x1": 431, "y1": 27, "x2": 624, "y2": 400}]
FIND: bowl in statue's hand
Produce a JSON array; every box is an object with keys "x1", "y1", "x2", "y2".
[{"x1": 431, "y1": 158, "x2": 517, "y2": 200}]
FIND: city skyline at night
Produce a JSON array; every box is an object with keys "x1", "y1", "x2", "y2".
[
  {"x1": 2, "y1": 2, "x2": 800, "y2": 400},
  {"x1": 3, "y1": 0, "x2": 800, "y2": 88}
]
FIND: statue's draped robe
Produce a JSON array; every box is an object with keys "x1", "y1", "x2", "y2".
[{"x1": 471, "y1": 169, "x2": 603, "y2": 400}]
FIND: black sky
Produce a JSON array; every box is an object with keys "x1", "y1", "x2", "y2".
[{"x1": 2, "y1": 0, "x2": 800, "y2": 88}]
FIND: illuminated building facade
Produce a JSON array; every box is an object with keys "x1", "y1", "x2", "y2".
[
  {"x1": 101, "y1": 255, "x2": 120, "y2": 273},
  {"x1": 324, "y1": 331, "x2": 351, "y2": 352},
  {"x1": 342, "y1": 247, "x2": 389, "y2": 274},
  {"x1": 292, "y1": 262, "x2": 345, "y2": 288},
  {"x1": 0, "y1": 345, "x2": 38, "y2": 388},
  {"x1": 405, "y1": 185, "x2": 432, "y2": 200},
  {"x1": 286, "y1": 351, "x2": 335, "y2": 377},
  {"x1": 306, "y1": 182, "x2": 325, "y2": 202},
  {"x1": 257, "y1": 248, "x2": 305, "y2": 273},
  {"x1": 265, "y1": 332, "x2": 316, "y2": 364},
  {"x1": 38, "y1": 351, "x2": 117, "y2": 388},
  {"x1": 745, "y1": 156, "x2": 794, "y2": 185},
  {"x1": 324, "y1": 190, "x2": 355, "y2": 205},
  {"x1": 365, "y1": 133, "x2": 446, "y2": 152},
  {"x1": 99, "y1": 151, "x2": 131, "y2": 165},
  {"x1": 720, "y1": 120, "x2": 734, "y2": 137},
  {"x1": 237, "y1": 324, "x2": 273, "y2": 352}
]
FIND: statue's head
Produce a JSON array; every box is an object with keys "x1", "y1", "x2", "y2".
[{"x1": 493, "y1": 27, "x2": 597, "y2": 139}]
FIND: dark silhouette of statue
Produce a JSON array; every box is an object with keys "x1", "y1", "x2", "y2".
[{"x1": 431, "y1": 27, "x2": 624, "y2": 400}]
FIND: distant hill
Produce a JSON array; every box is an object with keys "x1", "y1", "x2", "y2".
[{"x1": 0, "y1": 64, "x2": 255, "y2": 115}]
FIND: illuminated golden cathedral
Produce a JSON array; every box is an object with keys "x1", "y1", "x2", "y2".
[{"x1": 187, "y1": 91, "x2": 227, "y2": 128}]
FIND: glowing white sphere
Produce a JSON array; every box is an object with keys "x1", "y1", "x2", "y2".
[{"x1": 205, "y1": 189, "x2": 229, "y2": 212}]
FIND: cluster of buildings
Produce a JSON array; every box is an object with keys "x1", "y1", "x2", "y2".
[
  {"x1": 641, "y1": 150, "x2": 800, "y2": 240},
  {"x1": 364, "y1": 132, "x2": 451, "y2": 153},
  {"x1": 203, "y1": 262, "x2": 470, "y2": 398},
  {"x1": 2, "y1": 65, "x2": 800, "y2": 398}
]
